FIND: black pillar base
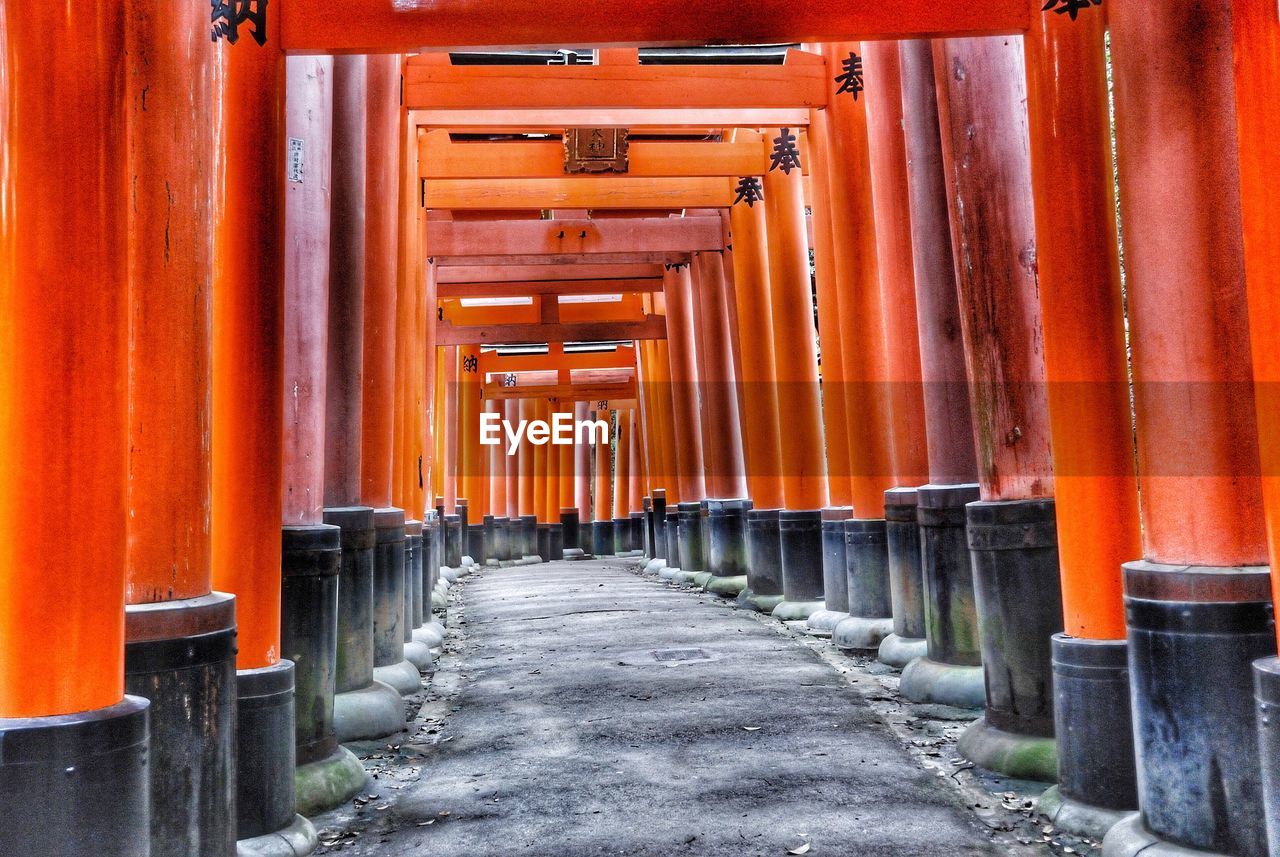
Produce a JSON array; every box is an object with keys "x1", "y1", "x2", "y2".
[
  {"x1": 881, "y1": 487, "x2": 928, "y2": 668},
  {"x1": 901, "y1": 484, "x2": 985, "y2": 709},
  {"x1": 444, "y1": 514, "x2": 463, "y2": 568},
  {"x1": 406, "y1": 521, "x2": 424, "y2": 629},
  {"x1": 402, "y1": 521, "x2": 434, "y2": 673},
  {"x1": 613, "y1": 517, "x2": 630, "y2": 555},
  {"x1": 774, "y1": 509, "x2": 823, "y2": 620},
  {"x1": 958, "y1": 498, "x2": 1063, "y2": 782},
  {"x1": 516, "y1": 514, "x2": 538, "y2": 560},
  {"x1": 235, "y1": 660, "x2": 317, "y2": 853},
  {"x1": 1101, "y1": 562, "x2": 1275, "y2": 857},
  {"x1": 808, "y1": 506, "x2": 852, "y2": 635},
  {"x1": 492, "y1": 516, "x2": 511, "y2": 563},
  {"x1": 629, "y1": 512, "x2": 645, "y2": 556},
  {"x1": 676, "y1": 501, "x2": 705, "y2": 575},
  {"x1": 466, "y1": 523, "x2": 485, "y2": 566},
  {"x1": 705, "y1": 499, "x2": 750, "y2": 597},
  {"x1": 536, "y1": 523, "x2": 551, "y2": 562},
  {"x1": 371, "y1": 508, "x2": 419, "y2": 697},
  {"x1": 456, "y1": 499, "x2": 470, "y2": 561},
  {"x1": 1254, "y1": 656, "x2": 1280, "y2": 854},
  {"x1": 125, "y1": 592, "x2": 237, "y2": 857},
  {"x1": 652, "y1": 491, "x2": 668, "y2": 561},
  {"x1": 548, "y1": 523, "x2": 564, "y2": 561},
  {"x1": 1038, "y1": 635, "x2": 1136, "y2": 841},
  {"x1": 833, "y1": 518, "x2": 894, "y2": 651},
  {"x1": 592, "y1": 520, "x2": 615, "y2": 557},
  {"x1": 664, "y1": 510, "x2": 681, "y2": 570},
  {"x1": 742, "y1": 508, "x2": 784, "y2": 612},
  {"x1": 642, "y1": 498, "x2": 653, "y2": 557},
  {"x1": 0, "y1": 696, "x2": 150, "y2": 857},
  {"x1": 481, "y1": 515, "x2": 496, "y2": 565},
  {"x1": 559, "y1": 509, "x2": 580, "y2": 558}
]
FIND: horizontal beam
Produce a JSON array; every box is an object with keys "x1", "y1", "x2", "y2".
[
  {"x1": 425, "y1": 177, "x2": 735, "y2": 210},
  {"x1": 438, "y1": 278, "x2": 663, "y2": 298},
  {"x1": 420, "y1": 134, "x2": 767, "y2": 179},
  {"x1": 427, "y1": 216, "x2": 723, "y2": 255},
  {"x1": 483, "y1": 381, "x2": 638, "y2": 403},
  {"x1": 405, "y1": 62, "x2": 826, "y2": 111},
  {"x1": 436, "y1": 263, "x2": 665, "y2": 283},
  {"x1": 437, "y1": 315, "x2": 667, "y2": 346},
  {"x1": 479, "y1": 347, "x2": 635, "y2": 375},
  {"x1": 411, "y1": 108, "x2": 810, "y2": 132},
  {"x1": 280, "y1": 0, "x2": 1029, "y2": 54},
  {"x1": 436, "y1": 252, "x2": 686, "y2": 267}
]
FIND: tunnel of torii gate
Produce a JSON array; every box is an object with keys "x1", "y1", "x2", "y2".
[{"x1": 4, "y1": 2, "x2": 1280, "y2": 857}]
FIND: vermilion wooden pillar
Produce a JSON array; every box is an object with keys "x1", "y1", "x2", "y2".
[
  {"x1": 1025, "y1": 3, "x2": 1143, "y2": 832},
  {"x1": 894, "y1": 39, "x2": 985, "y2": 712},
  {"x1": 692, "y1": 251, "x2": 749, "y2": 502},
  {"x1": 0, "y1": 6, "x2": 149, "y2": 854},
  {"x1": 648, "y1": 335, "x2": 683, "y2": 508},
  {"x1": 457, "y1": 344, "x2": 483, "y2": 520},
  {"x1": 361, "y1": 54, "x2": 418, "y2": 698},
  {"x1": 763, "y1": 141, "x2": 829, "y2": 621},
  {"x1": 442, "y1": 346, "x2": 459, "y2": 513},
  {"x1": 489, "y1": 399, "x2": 508, "y2": 518},
  {"x1": 1106, "y1": 2, "x2": 1273, "y2": 853},
  {"x1": 508, "y1": 399, "x2": 523, "y2": 521},
  {"x1": 613, "y1": 407, "x2": 632, "y2": 553},
  {"x1": 593, "y1": 408, "x2": 615, "y2": 555},
  {"x1": 123, "y1": 8, "x2": 233, "y2": 854},
  {"x1": 1234, "y1": 2, "x2": 1280, "y2": 848},
  {"x1": 933, "y1": 35, "x2": 1060, "y2": 783},
  {"x1": 664, "y1": 263, "x2": 710, "y2": 577}
]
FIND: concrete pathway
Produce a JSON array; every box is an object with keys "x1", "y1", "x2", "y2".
[{"x1": 316, "y1": 559, "x2": 1026, "y2": 856}]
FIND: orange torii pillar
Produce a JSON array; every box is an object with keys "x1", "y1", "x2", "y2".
[
  {"x1": 362, "y1": 55, "x2": 419, "y2": 700},
  {"x1": 122, "y1": 9, "x2": 235, "y2": 856},
  {"x1": 324, "y1": 55, "x2": 405, "y2": 746},
  {"x1": 279, "y1": 54, "x2": 369, "y2": 820},
  {"x1": 487, "y1": 399, "x2": 512, "y2": 563},
  {"x1": 728, "y1": 185, "x2": 787, "y2": 613},
  {"x1": 861, "y1": 42, "x2": 931, "y2": 673},
  {"x1": 557, "y1": 403, "x2": 581, "y2": 560},
  {"x1": 440, "y1": 346, "x2": 463, "y2": 568},
  {"x1": 692, "y1": 251, "x2": 753, "y2": 596},
  {"x1": 803, "y1": 107, "x2": 857, "y2": 635},
  {"x1": 894, "y1": 39, "x2": 985, "y2": 713},
  {"x1": 1024, "y1": 4, "x2": 1143, "y2": 834},
  {"x1": 763, "y1": 138, "x2": 830, "y2": 621},
  {"x1": 1235, "y1": 7, "x2": 1280, "y2": 844},
  {"x1": 636, "y1": 336, "x2": 670, "y2": 565},
  {"x1": 593, "y1": 407, "x2": 617, "y2": 556},
  {"x1": 628, "y1": 406, "x2": 647, "y2": 554},
  {"x1": 0, "y1": 7, "x2": 148, "y2": 854},
  {"x1": 1104, "y1": 3, "x2": 1275, "y2": 854},
  {"x1": 541, "y1": 403, "x2": 563, "y2": 561},
  {"x1": 612, "y1": 408, "x2": 634, "y2": 554},
  {"x1": 663, "y1": 264, "x2": 710, "y2": 580},
  {"x1": 815, "y1": 46, "x2": 900, "y2": 651},
  {"x1": 457, "y1": 344, "x2": 484, "y2": 565},
  {"x1": 933, "y1": 36, "x2": 1062, "y2": 783},
  {"x1": 533, "y1": 398, "x2": 554, "y2": 561},
  {"x1": 640, "y1": 332, "x2": 680, "y2": 568},
  {"x1": 514, "y1": 397, "x2": 539, "y2": 561},
  {"x1": 569, "y1": 399, "x2": 594, "y2": 556},
  {"x1": 506, "y1": 397, "x2": 523, "y2": 552}
]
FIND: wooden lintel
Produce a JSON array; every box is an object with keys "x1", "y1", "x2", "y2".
[
  {"x1": 438, "y1": 278, "x2": 663, "y2": 298},
  {"x1": 435, "y1": 252, "x2": 688, "y2": 267},
  {"x1": 436, "y1": 263, "x2": 665, "y2": 284},
  {"x1": 437, "y1": 315, "x2": 666, "y2": 346},
  {"x1": 483, "y1": 381, "x2": 638, "y2": 403},
  {"x1": 424, "y1": 177, "x2": 736, "y2": 210},
  {"x1": 426, "y1": 215, "x2": 725, "y2": 256}
]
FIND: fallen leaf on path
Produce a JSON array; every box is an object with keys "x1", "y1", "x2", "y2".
[{"x1": 786, "y1": 843, "x2": 811, "y2": 855}]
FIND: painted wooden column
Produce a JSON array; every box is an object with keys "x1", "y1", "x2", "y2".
[
  {"x1": 1024, "y1": 3, "x2": 1143, "y2": 833},
  {"x1": 893, "y1": 39, "x2": 985, "y2": 713},
  {"x1": 508, "y1": 398, "x2": 524, "y2": 522},
  {"x1": 1105, "y1": 3, "x2": 1274, "y2": 853},
  {"x1": 1233, "y1": 3, "x2": 1280, "y2": 847},
  {"x1": 442, "y1": 346, "x2": 460, "y2": 513},
  {"x1": 933, "y1": 35, "x2": 1060, "y2": 783},
  {"x1": 613, "y1": 407, "x2": 633, "y2": 553},
  {"x1": 457, "y1": 343, "x2": 483, "y2": 560},
  {"x1": 361, "y1": 54, "x2": 418, "y2": 699},
  {"x1": 122, "y1": 8, "x2": 233, "y2": 854},
  {"x1": 557, "y1": 402, "x2": 579, "y2": 557},
  {"x1": 0, "y1": 6, "x2": 150, "y2": 854},
  {"x1": 664, "y1": 263, "x2": 709, "y2": 576},
  {"x1": 763, "y1": 134, "x2": 828, "y2": 621},
  {"x1": 636, "y1": 336, "x2": 671, "y2": 561},
  {"x1": 515, "y1": 397, "x2": 538, "y2": 559},
  {"x1": 593, "y1": 408, "x2": 616, "y2": 556}
]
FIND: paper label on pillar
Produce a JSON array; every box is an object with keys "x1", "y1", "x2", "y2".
[{"x1": 287, "y1": 137, "x2": 304, "y2": 184}]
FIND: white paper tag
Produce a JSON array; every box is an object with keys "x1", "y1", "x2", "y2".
[{"x1": 287, "y1": 137, "x2": 304, "y2": 184}]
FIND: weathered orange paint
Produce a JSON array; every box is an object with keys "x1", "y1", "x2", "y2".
[
  {"x1": 614, "y1": 410, "x2": 632, "y2": 520},
  {"x1": 360, "y1": 54, "x2": 401, "y2": 511},
  {"x1": 628, "y1": 409, "x2": 644, "y2": 514},
  {"x1": 534, "y1": 399, "x2": 552, "y2": 524},
  {"x1": 575, "y1": 401, "x2": 594, "y2": 521},
  {"x1": 426, "y1": 214, "x2": 723, "y2": 257},
  {"x1": 212, "y1": 12, "x2": 286, "y2": 670},
  {"x1": 442, "y1": 345, "x2": 459, "y2": 512},
  {"x1": 457, "y1": 344, "x2": 483, "y2": 514},
  {"x1": 932, "y1": 37, "x2": 1054, "y2": 503},
  {"x1": 862, "y1": 42, "x2": 929, "y2": 490},
  {"x1": 763, "y1": 162, "x2": 828, "y2": 511},
  {"x1": 804, "y1": 109, "x2": 854, "y2": 508},
  {"x1": 1026, "y1": 8, "x2": 1140, "y2": 640},
  {"x1": 124, "y1": 1, "x2": 218, "y2": 609},
  {"x1": 517, "y1": 398, "x2": 536, "y2": 518},
  {"x1": 1110, "y1": 2, "x2": 1265, "y2": 566},
  {"x1": 728, "y1": 195, "x2": 785, "y2": 510},
  {"x1": 595, "y1": 410, "x2": 615, "y2": 521},
  {"x1": 1233, "y1": 0, "x2": 1280, "y2": 640},
  {"x1": 0, "y1": 2, "x2": 129, "y2": 716},
  {"x1": 662, "y1": 266, "x2": 708, "y2": 502},
  {"x1": 423, "y1": 177, "x2": 736, "y2": 211},
  {"x1": 692, "y1": 252, "x2": 749, "y2": 500},
  {"x1": 282, "y1": 56, "x2": 334, "y2": 527},
  {"x1": 280, "y1": 0, "x2": 1029, "y2": 54},
  {"x1": 487, "y1": 400, "x2": 508, "y2": 517}
]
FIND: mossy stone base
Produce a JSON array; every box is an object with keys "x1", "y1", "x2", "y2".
[
  {"x1": 295, "y1": 746, "x2": 368, "y2": 818},
  {"x1": 746, "y1": 591, "x2": 785, "y2": 613},
  {"x1": 705, "y1": 575, "x2": 747, "y2": 597},
  {"x1": 643, "y1": 558, "x2": 666, "y2": 575},
  {"x1": 899, "y1": 656, "x2": 986, "y2": 709},
  {"x1": 1037, "y1": 785, "x2": 1131, "y2": 843},
  {"x1": 957, "y1": 716, "x2": 1058, "y2": 783},
  {"x1": 877, "y1": 634, "x2": 928, "y2": 669},
  {"x1": 658, "y1": 565, "x2": 681, "y2": 581},
  {"x1": 404, "y1": 640, "x2": 434, "y2": 672},
  {"x1": 334, "y1": 679, "x2": 405, "y2": 742},
  {"x1": 440, "y1": 567, "x2": 459, "y2": 584},
  {"x1": 671, "y1": 570, "x2": 703, "y2": 586},
  {"x1": 771, "y1": 599, "x2": 824, "y2": 621},
  {"x1": 691, "y1": 571, "x2": 714, "y2": 588},
  {"x1": 373, "y1": 658, "x2": 422, "y2": 696},
  {"x1": 832, "y1": 616, "x2": 894, "y2": 651},
  {"x1": 412, "y1": 623, "x2": 444, "y2": 650},
  {"x1": 1101, "y1": 813, "x2": 1230, "y2": 857},
  {"x1": 804, "y1": 609, "x2": 850, "y2": 638},
  {"x1": 237, "y1": 813, "x2": 319, "y2": 857}
]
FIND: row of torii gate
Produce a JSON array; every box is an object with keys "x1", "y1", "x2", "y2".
[{"x1": 5, "y1": 3, "x2": 1280, "y2": 857}]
